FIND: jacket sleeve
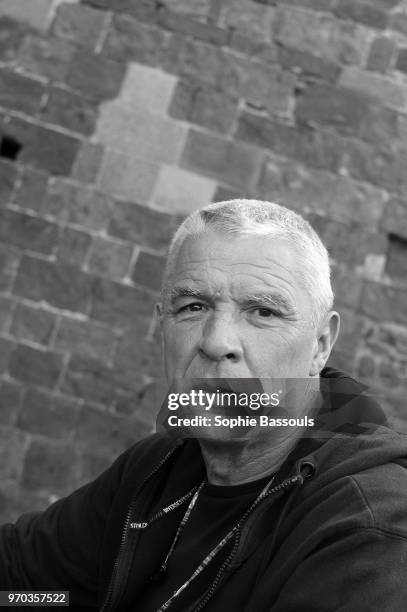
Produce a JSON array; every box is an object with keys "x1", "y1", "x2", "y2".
[
  {"x1": 267, "y1": 527, "x2": 407, "y2": 611},
  {"x1": 0, "y1": 444, "x2": 135, "y2": 609}
]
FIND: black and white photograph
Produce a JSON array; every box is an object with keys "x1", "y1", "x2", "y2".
[{"x1": 0, "y1": 0, "x2": 407, "y2": 610}]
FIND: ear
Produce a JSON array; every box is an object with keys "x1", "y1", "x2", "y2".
[{"x1": 309, "y1": 310, "x2": 340, "y2": 376}]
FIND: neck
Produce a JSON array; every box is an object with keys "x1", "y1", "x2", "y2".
[{"x1": 199, "y1": 429, "x2": 302, "y2": 486}]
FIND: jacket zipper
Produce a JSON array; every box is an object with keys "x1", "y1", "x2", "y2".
[
  {"x1": 100, "y1": 440, "x2": 183, "y2": 612},
  {"x1": 192, "y1": 474, "x2": 301, "y2": 612}
]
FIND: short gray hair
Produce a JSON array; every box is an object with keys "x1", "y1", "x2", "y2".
[{"x1": 162, "y1": 199, "x2": 334, "y2": 327}]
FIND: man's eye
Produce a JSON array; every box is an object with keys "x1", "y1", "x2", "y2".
[
  {"x1": 179, "y1": 303, "x2": 205, "y2": 313},
  {"x1": 252, "y1": 307, "x2": 279, "y2": 318}
]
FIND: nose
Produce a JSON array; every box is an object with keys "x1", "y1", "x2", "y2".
[{"x1": 199, "y1": 313, "x2": 243, "y2": 363}]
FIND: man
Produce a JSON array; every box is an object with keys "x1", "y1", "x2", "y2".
[{"x1": 1, "y1": 199, "x2": 407, "y2": 611}]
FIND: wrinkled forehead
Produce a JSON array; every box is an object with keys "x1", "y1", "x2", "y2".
[{"x1": 164, "y1": 230, "x2": 308, "y2": 301}]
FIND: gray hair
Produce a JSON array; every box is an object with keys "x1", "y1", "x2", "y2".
[{"x1": 162, "y1": 199, "x2": 334, "y2": 327}]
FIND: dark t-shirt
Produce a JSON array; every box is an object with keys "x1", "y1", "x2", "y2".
[{"x1": 137, "y1": 473, "x2": 274, "y2": 611}]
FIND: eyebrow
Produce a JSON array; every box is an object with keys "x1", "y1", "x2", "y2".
[
  {"x1": 168, "y1": 287, "x2": 208, "y2": 305},
  {"x1": 168, "y1": 287, "x2": 295, "y2": 314}
]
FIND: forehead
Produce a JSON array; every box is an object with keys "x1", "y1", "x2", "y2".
[{"x1": 168, "y1": 230, "x2": 305, "y2": 297}]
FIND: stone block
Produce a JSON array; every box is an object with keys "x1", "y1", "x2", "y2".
[
  {"x1": 257, "y1": 158, "x2": 387, "y2": 228},
  {"x1": 396, "y1": 48, "x2": 407, "y2": 74},
  {"x1": 0, "y1": 0, "x2": 54, "y2": 31},
  {"x1": 358, "y1": 106, "x2": 407, "y2": 149},
  {"x1": 273, "y1": 6, "x2": 373, "y2": 66},
  {"x1": 236, "y1": 112, "x2": 344, "y2": 173},
  {"x1": 75, "y1": 404, "x2": 146, "y2": 457},
  {"x1": 161, "y1": 0, "x2": 211, "y2": 19},
  {"x1": 51, "y1": 2, "x2": 106, "y2": 49},
  {"x1": 13, "y1": 255, "x2": 92, "y2": 314},
  {"x1": 165, "y1": 38, "x2": 295, "y2": 115},
  {"x1": 220, "y1": 0, "x2": 275, "y2": 42},
  {"x1": 44, "y1": 179, "x2": 112, "y2": 230},
  {"x1": 114, "y1": 330, "x2": 164, "y2": 379},
  {"x1": 0, "y1": 209, "x2": 58, "y2": 255},
  {"x1": 361, "y1": 281, "x2": 407, "y2": 324},
  {"x1": 339, "y1": 67, "x2": 407, "y2": 110},
  {"x1": 95, "y1": 105, "x2": 187, "y2": 165},
  {"x1": 0, "y1": 336, "x2": 14, "y2": 374},
  {"x1": 116, "y1": 63, "x2": 178, "y2": 114},
  {"x1": 71, "y1": 142, "x2": 104, "y2": 185},
  {"x1": 191, "y1": 85, "x2": 238, "y2": 134},
  {"x1": 97, "y1": 149, "x2": 159, "y2": 202},
  {"x1": 10, "y1": 302, "x2": 56, "y2": 345},
  {"x1": 0, "y1": 69, "x2": 44, "y2": 115},
  {"x1": 17, "y1": 388, "x2": 80, "y2": 439},
  {"x1": 90, "y1": 277, "x2": 157, "y2": 327},
  {"x1": 341, "y1": 139, "x2": 407, "y2": 192},
  {"x1": 108, "y1": 201, "x2": 176, "y2": 250},
  {"x1": 18, "y1": 35, "x2": 76, "y2": 82},
  {"x1": 0, "y1": 426, "x2": 29, "y2": 481},
  {"x1": 0, "y1": 295, "x2": 13, "y2": 332},
  {"x1": 41, "y1": 87, "x2": 99, "y2": 136},
  {"x1": 390, "y1": 13, "x2": 407, "y2": 37},
  {"x1": 0, "y1": 115, "x2": 80, "y2": 175},
  {"x1": 181, "y1": 129, "x2": 262, "y2": 191},
  {"x1": 0, "y1": 158, "x2": 18, "y2": 203},
  {"x1": 14, "y1": 167, "x2": 48, "y2": 212},
  {"x1": 87, "y1": 237, "x2": 133, "y2": 279},
  {"x1": 385, "y1": 234, "x2": 407, "y2": 283},
  {"x1": 317, "y1": 216, "x2": 387, "y2": 266},
  {"x1": 152, "y1": 165, "x2": 217, "y2": 214},
  {"x1": 102, "y1": 14, "x2": 170, "y2": 65},
  {"x1": 0, "y1": 379, "x2": 22, "y2": 425},
  {"x1": 55, "y1": 316, "x2": 117, "y2": 361},
  {"x1": 295, "y1": 83, "x2": 372, "y2": 135},
  {"x1": 367, "y1": 36, "x2": 396, "y2": 73},
  {"x1": 0, "y1": 244, "x2": 20, "y2": 292},
  {"x1": 0, "y1": 16, "x2": 26, "y2": 63},
  {"x1": 56, "y1": 227, "x2": 92, "y2": 266},
  {"x1": 228, "y1": 32, "x2": 278, "y2": 63},
  {"x1": 62, "y1": 357, "x2": 118, "y2": 404},
  {"x1": 22, "y1": 438, "x2": 80, "y2": 492},
  {"x1": 131, "y1": 250, "x2": 166, "y2": 292},
  {"x1": 157, "y1": 8, "x2": 228, "y2": 45},
  {"x1": 66, "y1": 50, "x2": 126, "y2": 101},
  {"x1": 278, "y1": 47, "x2": 341, "y2": 83},
  {"x1": 63, "y1": 352, "x2": 148, "y2": 403},
  {"x1": 9, "y1": 343, "x2": 65, "y2": 387},
  {"x1": 82, "y1": 0, "x2": 156, "y2": 21},
  {"x1": 333, "y1": 0, "x2": 388, "y2": 29},
  {"x1": 381, "y1": 197, "x2": 407, "y2": 240}
]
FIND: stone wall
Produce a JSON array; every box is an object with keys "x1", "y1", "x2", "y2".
[{"x1": 0, "y1": 0, "x2": 407, "y2": 521}]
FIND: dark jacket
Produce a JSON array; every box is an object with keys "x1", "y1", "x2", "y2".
[{"x1": 1, "y1": 367, "x2": 407, "y2": 611}]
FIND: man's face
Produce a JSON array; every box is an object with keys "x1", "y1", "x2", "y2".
[{"x1": 159, "y1": 229, "x2": 321, "y2": 383}]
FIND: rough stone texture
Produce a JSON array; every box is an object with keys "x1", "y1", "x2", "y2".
[
  {"x1": 0, "y1": 0, "x2": 54, "y2": 31},
  {"x1": 13, "y1": 256, "x2": 93, "y2": 314},
  {"x1": 10, "y1": 302, "x2": 57, "y2": 345},
  {"x1": 54, "y1": 316, "x2": 117, "y2": 362},
  {"x1": 8, "y1": 343, "x2": 65, "y2": 388},
  {"x1": 43, "y1": 179, "x2": 112, "y2": 230},
  {"x1": 1, "y1": 0, "x2": 407, "y2": 519},
  {"x1": 17, "y1": 388, "x2": 80, "y2": 440},
  {"x1": 181, "y1": 129, "x2": 262, "y2": 190},
  {"x1": 0, "y1": 209, "x2": 58, "y2": 255},
  {"x1": 131, "y1": 250, "x2": 166, "y2": 291},
  {"x1": 86, "y1": 237, "x2": 133, "y2": 279},
  {"x1": 152, "y1": 165, "x2": 217, "y2": 213}
]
